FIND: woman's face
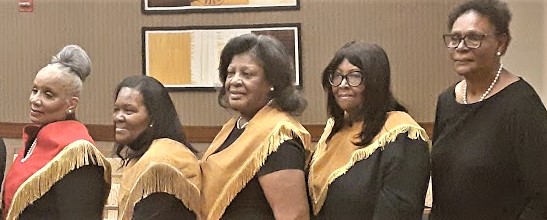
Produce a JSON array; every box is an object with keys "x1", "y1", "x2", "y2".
[
  {"x1": 449, "y1": 10, "x2": 504, "y2": 77},
  {"x1": 29, "y1": 66, "x2": 76, "y2": 126},
  {"x1": 331, "y1": 59, "x2": 365, "y2": 115},
  {"x1": 113, "y1": 87, "x2": 151, "y2": 146},
  {"x1": 225, "y1": 52, "x2": 272, "y2": 119}
]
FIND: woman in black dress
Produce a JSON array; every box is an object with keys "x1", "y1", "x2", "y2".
[
  {"x1": 308, "y1": 41, "x2": 430, "y2": 219},
  {"x1": 431, "y1": 0, "x2": 547, "y2": 219}
]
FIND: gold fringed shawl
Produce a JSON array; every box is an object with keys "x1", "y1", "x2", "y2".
[
  {"x1": 200, "y1": 106, "x2": 312, "y2": 220},
  {"x1": 308, "y1": 111, "x2": 430, "y2": 215},
  {"x1": 117, "y1": 138, "x2": 201, "y2": 220},
  {"x1": 4, "y1": 140, "x2": 112, "y2": 220}
]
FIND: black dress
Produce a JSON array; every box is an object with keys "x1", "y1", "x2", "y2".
[
  {"x1": 210, "y1": 125, "x2": 305, "y2": 220},
  {"x1": 431, "y1": 79, "x2": 547, "y2": 219},
  {"x1": 314, "y1": 133, "x2": 430, "y2": 220},
  {"x1": 133, "y1": 192, "x2": 196, "y2": 220},
  {"x1": 18, "y1": 165, "x2": 106, "y2": 220}
]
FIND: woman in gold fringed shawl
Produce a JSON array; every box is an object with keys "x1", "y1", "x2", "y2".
[
  {"x1": 200, "y1": 33, "x2": 312, "y2": 220},
  {"x1": 308, "y1": 42, "x2": 430, "y2": 219},
  {"x1": 113, "y1": 75, "x2": 200, "y2": 220},
  {"x1": 2, "y1": 45, "x2": 111, "y2": 220}
]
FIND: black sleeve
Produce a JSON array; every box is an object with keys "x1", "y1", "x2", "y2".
[
  {"x1": 133, "y1": 192, "x2": 196, "y2": 220},
  {"x1": 257, "y1": 138, "x2": 305, "y2": 177},
  {"x1": 0, "y1": 138, "x2": 5, "y2": 214},
  {"x1": 372, "y1": 134, "x2": 431, "y2": 220},
  {"x1": 0, "y1": 138, "x2": 6, "y2": 185},
  {"x1": 514, "y1": 96, "x2": 547, "y2": 219},
  {"x1": 54, "y1": 165, "x2": 106, "y2": 220}
]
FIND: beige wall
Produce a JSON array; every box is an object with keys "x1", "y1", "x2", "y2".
[
  {"x1": 504, "y1": 0, "x2": 546, "y2": 105},
  {"x1": 0, "y1": 0, "x2": 544, "y2": 128}
]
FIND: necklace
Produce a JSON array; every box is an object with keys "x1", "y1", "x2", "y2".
[
  {"x1": 463, "y1": 63, "x2": 503, "y2": 104},
  {"x1": 236, "y1": 117, "x2": 249, "y2": 129},
  {"x1": 21, "y1": 138, "x2": 37, "y2": 162}
]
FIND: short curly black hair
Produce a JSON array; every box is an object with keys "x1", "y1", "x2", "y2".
[{"x1": 448, "y1": 0, "x2": 512, "y2": 38}]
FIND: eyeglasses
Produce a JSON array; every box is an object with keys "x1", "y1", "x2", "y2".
[
  {"x1": 443, "y1": 33, "x2": 490, "y2": 49},
  {"x1": 329, "y1": 71, "x2": 363, "y2": 87}
]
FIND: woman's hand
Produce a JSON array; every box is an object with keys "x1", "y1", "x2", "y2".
[{"x1": 259, "y1": 169, "x2": 310, "y2": 220}]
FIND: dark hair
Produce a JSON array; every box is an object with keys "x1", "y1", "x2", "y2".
[
  {"x1": 217, "y1": 33, "x2": 307, "y2": 116},
  {"x1": 114, "y1": 75, "x2": 197, "y2": 163},
  {"x1": 321, "y1": 41, "x2": 407, "y2": 146},
  {"x1": 448, "y1": 0, "x2": 512, "y2": 38}
]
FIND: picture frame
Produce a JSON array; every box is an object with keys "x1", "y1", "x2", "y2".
[
  {"x1": 142, "y1": 0, "x2": 299, "y2": 14},
  {"x1": 142, "y1": 23, "x2": 302, "y2": 91}
]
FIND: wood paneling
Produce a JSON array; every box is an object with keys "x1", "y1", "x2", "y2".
[{"x1": 0, "y1": 121, "x2": 434, "y2": 143}]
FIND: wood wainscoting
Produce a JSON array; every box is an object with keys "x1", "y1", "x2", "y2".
[{"x1": 0, "y1": 122, "x2": 434, "y2": 143}]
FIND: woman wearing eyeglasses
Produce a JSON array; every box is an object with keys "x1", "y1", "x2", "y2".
[
  {"x1": 308, "y1": 41, "x2": 430, "y2": 219},
  {"x1": 431, "y1": 0, "x2": 547, "y2": 219}
]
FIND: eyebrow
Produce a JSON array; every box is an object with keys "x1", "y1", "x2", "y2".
[
  {"x1": 449, "y1": 30, "x2": 487, "y2": 35},
  {"x1": 335, "y1": 69, "x2": 361, "y2": 74}
]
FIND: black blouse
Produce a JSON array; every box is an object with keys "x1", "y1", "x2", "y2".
[
  {"x1": 18, "y1": 165, "x2": 106, "y2": 220},
  {"x1": 133, "y1": 192, "x2": 196, "y2": 220},
  {"x1": 212, "y1": 125, "x2": 305, "y2": 220},
  {"x1": 431, "y1": 79, "x2": 547, "y2": 219},
  {"x1": 314, "y1": 133, "x2": 430, "y2": 220}
]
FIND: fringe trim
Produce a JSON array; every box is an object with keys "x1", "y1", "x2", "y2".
[
  {"x1": 207, "y1": 123, "x2": 310, "y2": 220},
  {"x1": 310, "y1": 118, "x2": 335, "y2": 166},
  {"x1": 119, "y1": 163, "x2": 200, "y2": 220},
  {"x1": 5, "y1": 140, "x2": 112, "y2": 220},
  {"x1": 310, "y1": 124, "x2": 429, "y2": 215}
]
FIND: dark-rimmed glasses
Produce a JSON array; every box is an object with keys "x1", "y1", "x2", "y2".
[
  {"x1": 443, "y1": 33, "x2": 489, "y2": 49},
  {"x1": 329, "y1": 71, "x2": 363, "y2": 87}
]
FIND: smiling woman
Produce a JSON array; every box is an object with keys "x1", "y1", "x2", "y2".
[
  {"x1": 113, "y1": 75, "x2": 200, "y2": 220},
  {"x1": 200, "y1": 33, "x2": 312, "y2": 220}
]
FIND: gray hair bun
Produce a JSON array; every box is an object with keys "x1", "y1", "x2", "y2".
[{"x1": 51, "y1": 45, "x2": 92, "y2": 82}]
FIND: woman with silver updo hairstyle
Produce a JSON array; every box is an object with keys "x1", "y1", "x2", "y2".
[
  {"x1": 431, "y1": 0, "x2": 547, "y2": 219},
  {"x1": 200, "y1": 33, "x2": 312, "y2": 220},
  {"x1": 2, "y1": 45, "x2": 111, "y2": 220}
]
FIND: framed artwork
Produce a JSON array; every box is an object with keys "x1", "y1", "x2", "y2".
[
  {"x1": 142, "y1": 23, "x2": 302, "y2": 91},
  {"x1": 142, "y1": 0, "x2": 299, "y2": 14}
]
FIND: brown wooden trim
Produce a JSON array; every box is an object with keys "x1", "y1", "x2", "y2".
[{"x1": 0, "y1": 122, "x2": 434, "y2": 142}]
